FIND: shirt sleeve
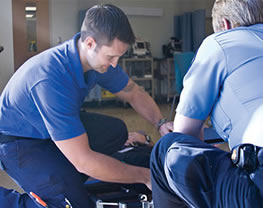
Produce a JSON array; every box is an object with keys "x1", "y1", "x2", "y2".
[
  {"x1": 176, "y1": 35, "x2": 229, "y2": 120},
  {"x1": 96, "y1": 65, "x2": 129, "y2": 93},
  {"x1": 30, "y1": 79, "x2": 86, "y2": 141}
]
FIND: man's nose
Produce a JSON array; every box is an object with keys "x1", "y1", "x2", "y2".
[{"x1": 110, "y1": 58, "x2": 119, "y2": 68}]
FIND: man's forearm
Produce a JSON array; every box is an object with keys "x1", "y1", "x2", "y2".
[
  {"x1": 55, "y1": 134, "x2": 150, "y2": 187},
  {"x1": 116, "y1": 79, "x2": 165, "y2": 130},
  {"x1": 128, "y1": 87, "x2": 163, "y2": 128},
  {"x1": 78, "y1": 150, "x2": 150, "y2": 186},
  {"x1": 173, "y1": 113, "x2": 204, "y2": 139}
]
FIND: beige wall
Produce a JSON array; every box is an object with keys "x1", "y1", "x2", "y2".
[
  {"x1": 0, "y1": 0, "x2": 214, "y2": 93},
  {"x1": 77, "y1": 0, "x2": 214, "y2": 57},
  {"x1": 49, "y1": 0, "x2": 79, "y2": 46},
  {"x1": 50, "y1": 0, "x2": 214, "y2": 57},
  {"x1": 0, "y1": 0, "x2": 14, "y2": 93}
]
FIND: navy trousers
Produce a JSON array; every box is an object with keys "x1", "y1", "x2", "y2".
[
  {"x1": 0, "y1": 112, "x2": 128, "y2": 208},
  {"x1": 150, "y1": 132, "x2": 263, "y2": 208}
]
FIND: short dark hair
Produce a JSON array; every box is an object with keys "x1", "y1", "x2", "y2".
[{"x1": 80, "y1": 4, "x2": 135, "y2": 47}]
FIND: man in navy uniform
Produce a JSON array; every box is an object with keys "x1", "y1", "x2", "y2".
[
  {"x1": 0, "y1": 4, "x2": 172, "y2": 208},
  {"x1": 151, "y1": 0, "x2": 263, "y2": 207}
]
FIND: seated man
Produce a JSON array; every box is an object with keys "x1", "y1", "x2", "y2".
[
  {"x1": 151, "y1": 0, "x2": 263, "y2": 207},
  {"x1": 0, "y1": 4, "x2": 172, "y2": 208}
]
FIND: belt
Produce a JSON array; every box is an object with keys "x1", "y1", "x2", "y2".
[
  {"x1": 231, "y1": 143, "x2": 263, "y2": 173},
  {"x1": 0, "y1": 133, "x2": 37, "y2": 143}
]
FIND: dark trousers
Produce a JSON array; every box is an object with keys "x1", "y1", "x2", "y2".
[
  {"x1": 150, "y1": 132, "x2": 263, "y2": 208},
  {"x1": 0, "y1": 112, "x2": 128, "y2": 208}
]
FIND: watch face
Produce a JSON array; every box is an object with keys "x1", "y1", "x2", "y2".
[{"x1": 146, "y1": 135, "x2": 151, "y2": 142}]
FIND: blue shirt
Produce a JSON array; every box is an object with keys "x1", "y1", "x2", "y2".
[
  {"x1": 176, "y1": 24, "x2": 263, "y2": 149},
  {"x1": 0, "y1": 33, "x2": 129, "y2": 141}
]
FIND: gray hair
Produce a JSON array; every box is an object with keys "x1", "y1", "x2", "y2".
[{"x1": 212, "y1": 0, "x2": 263, "y2": 32}]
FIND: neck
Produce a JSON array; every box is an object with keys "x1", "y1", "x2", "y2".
[{"x1": 77, "y1": 39, "x2": 92, "y2": 72}]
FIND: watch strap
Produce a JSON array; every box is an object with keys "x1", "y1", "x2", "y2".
[
  {"x1": 157, "y1": 118, "x2": 168, "y2": 130},
  {"x1": 145, "y1": 135, "x2": 152, "y2": 145}
]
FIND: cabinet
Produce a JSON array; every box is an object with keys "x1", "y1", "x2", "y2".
[
  {"x1": 166, "y1": 58, "x2": 176, "y2": 101},
  {"x1": 84, "y1": 58, "x2": 155, "y2": 104},
  {"x1": 120, "y1": 58, "x2": 155, "y2": 99},
  {"x1": 158, "y1": 58, "x2": 177, "y2": 101}
]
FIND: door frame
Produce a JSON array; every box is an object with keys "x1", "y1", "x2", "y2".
[{"x1": 12, "y1": 0, "x2": 50, "y2": 71}]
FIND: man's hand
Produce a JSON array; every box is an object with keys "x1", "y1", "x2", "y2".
[
  {"x1": 146, "y1": 178, "x2": 152, "y2": 191},
  {"x1": 125, "y1": 131, "x2": 154, "y2": 146},
  {"x1": 140, "y1": 167, "x2": 151, "y2": 190},
  {"x1": 159, "y1": 121, "x2": 173, "y2": 136}
]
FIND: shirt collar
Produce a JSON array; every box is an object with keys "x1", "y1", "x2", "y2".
[{"x1": 67, "y1": 33, "x2": 87, "y2": 89}]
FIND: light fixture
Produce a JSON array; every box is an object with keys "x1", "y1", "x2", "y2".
[
  {"x1": 26, "y1": 14, "x2": 34, "y2": 18},
  {"x1": 25, "y1": 6, "x2": 37, "y2": 11}
]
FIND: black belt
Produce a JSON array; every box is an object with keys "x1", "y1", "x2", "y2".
[
  {"x1": 0, "y1": 133, "x2": 37, "y2": 143},
  {"x1": 231, "y1": 143, "x2": 263, "y2": 173}
]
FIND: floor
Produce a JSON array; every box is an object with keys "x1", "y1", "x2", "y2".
[{"x1": 0, "y1": 103, "x2": 173, "y2": 193}]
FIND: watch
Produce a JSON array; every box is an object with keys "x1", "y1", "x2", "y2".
[
  {"x1": 145, "y1": 135, "x2": 152, "y2": 145},
  {"x1": 157, "y1": 118, "x2": 168, "y2": 131}
]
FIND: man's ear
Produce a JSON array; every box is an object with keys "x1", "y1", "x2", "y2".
[
  {"x1": 222, "y1": 18, "x2": 232, "y2": 30},
  {"x1": 84, "y1": 36, "x2": 97, "y2": 50}
]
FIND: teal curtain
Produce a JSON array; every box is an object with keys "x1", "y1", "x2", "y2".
[
  {"x1": 174, "y1": 52, "x2": 195, "y2": 94},
  {"x1": 174, "y1": 9, "x2": 206, "y2": 52}
]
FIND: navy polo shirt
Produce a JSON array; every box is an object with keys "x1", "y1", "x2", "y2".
[{"x1": 0, "y1": 33, "x2": 129, "y2": 141}]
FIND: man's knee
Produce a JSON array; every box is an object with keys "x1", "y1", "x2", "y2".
[
  {"x1": 150, "y1": 133, "x2": 191, "y2": 208},
  {"x1": 104, "y1": 116, "x2": 128, "y2": 147},
  {"x1": 151, "y1": 133, "x2": 185, "y2": 160},
  {"x1": 112, "y1": 117, "x2": 127, "y2": 137},
  {"x1": 150, "y1": 132, "x2": 185, "y2": 173}
]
